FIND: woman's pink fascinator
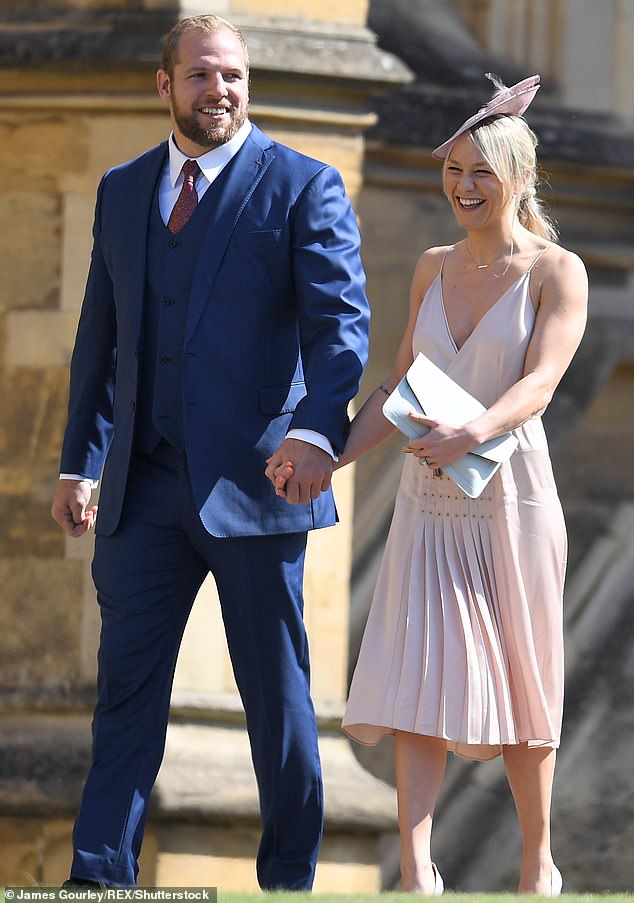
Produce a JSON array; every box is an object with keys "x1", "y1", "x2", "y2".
[{"x1": 432, "y1": 73, "x2": 540, "y2": 160}]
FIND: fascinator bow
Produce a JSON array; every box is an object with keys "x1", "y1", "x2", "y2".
[{"x1": 432, "y1": 73, "x2": 540, "y2": 160}]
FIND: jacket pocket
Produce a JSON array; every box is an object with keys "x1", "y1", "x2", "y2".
[
  {"x1": 234, "y1": 229, "x2": 283, "y2": 248},
  {"x1": 258, "y1": 382, "x2": 307, "y2": 416}
]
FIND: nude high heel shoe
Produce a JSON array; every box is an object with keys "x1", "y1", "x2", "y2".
[
  {"x1": 549, "y1": 865, "x2": 562, "y2": 897},
  {"x1": 431, "y1": 863, "x2": 444, "y2": 896},
  {"x1": 402, "y1": 861, "x2": 444, "y2": 895}
]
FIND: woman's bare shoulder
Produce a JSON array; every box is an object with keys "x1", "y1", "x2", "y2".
[
  {"x1": 529, "y1": 242, "x2": 588, "y2": 323},
  {"x1": 534, "y1": 242, "x2": 588, "y2": 289},
  {"x1": 416, "y1": 243, "x2": 454, "y2": 265},
  {"x1": 412, "y1": 244, "x2": 453, "y2": 282},
  {"x1": 408, "y1": 245, "x2": 453, "y2": 314}
]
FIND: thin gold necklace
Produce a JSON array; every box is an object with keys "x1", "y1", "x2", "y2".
[{"x1": 467, "y1": 237, "x2": 514, "y2": 278}]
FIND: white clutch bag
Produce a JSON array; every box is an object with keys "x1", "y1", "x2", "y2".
[{"x1": 382, "y1": 352, "x2": 518, "y2": 498}]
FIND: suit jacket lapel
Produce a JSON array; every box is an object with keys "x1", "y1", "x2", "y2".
[
  {"x1": 119, "y1": 143, "x2": 167, "y2": 348},
  {"x1": 185, "y1": 128, "x2": 275, "y2": 343}
]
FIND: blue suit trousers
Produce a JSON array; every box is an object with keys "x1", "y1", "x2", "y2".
[{"x1": 71, "y1": 442, "x2": 323, "y2": 889}]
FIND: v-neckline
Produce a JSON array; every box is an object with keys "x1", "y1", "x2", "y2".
[{"x1": 439, "y1": 269, "x2": 528, "y2": 353}]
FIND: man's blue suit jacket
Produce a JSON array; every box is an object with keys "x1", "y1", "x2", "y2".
[{"x1": 60, "y1": 124, "x2": 370, "y2": 538}]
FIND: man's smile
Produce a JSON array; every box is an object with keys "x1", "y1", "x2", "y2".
[{"x1": 198, "y1": 105, "x2": 230, "y2": 116}]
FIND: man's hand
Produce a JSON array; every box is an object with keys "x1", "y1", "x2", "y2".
[
  {"x1": 51, "y1": 479, "x2": 98, "y2": 537},
  {"x1": 265, "y1": 438, "x2": 333, "y2": 505}
]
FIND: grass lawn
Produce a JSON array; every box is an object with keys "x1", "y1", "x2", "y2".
[
  {"x1": 3, "y1": 891, "x2": 633, "y2": 902},
  {"x1": 219, "y1": 895, "x2": 634, "y2": 903}
]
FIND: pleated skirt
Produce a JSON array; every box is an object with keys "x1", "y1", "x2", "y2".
[{"x1": 342, "y1": 448, "x2": 566, "y2": 761}]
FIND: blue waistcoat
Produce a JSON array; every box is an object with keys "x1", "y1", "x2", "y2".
[{"x1": 136, "y1": 171, "x2": 228, "y2": 453}]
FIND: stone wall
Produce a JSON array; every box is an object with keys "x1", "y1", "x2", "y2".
[
  {"x1": 2, "y1": 0, "x2": 633, "y2": 892},
  {"x1": 349, "y1": 152, "x2": 634, "y2": 891},
  {"x1": 344, "y1": 1, "x2": 634, "y2": 888},
  {"x1": 0, "y1": 1, "x2": 409, "y2": 889}
]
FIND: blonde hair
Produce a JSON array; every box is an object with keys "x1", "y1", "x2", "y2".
[
  {"x1": 161, "y1": 14, "x2": 249, "y2": 78},
  {"x1": 448, "y1": 115, "x2": 558, "y2": 241}
]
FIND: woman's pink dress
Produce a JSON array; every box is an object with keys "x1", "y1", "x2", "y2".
[{"x1": 343, "y1": 253, "x2": 566, "y2": 760}]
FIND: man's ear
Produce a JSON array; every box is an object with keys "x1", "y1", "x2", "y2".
[{"x1": 156, "y1": 69, "x2": 171, "y2": 101}]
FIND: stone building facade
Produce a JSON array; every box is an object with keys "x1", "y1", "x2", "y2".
[
  {"x1": 350, "y1": 0, "x2": 634, "y2": 892},
  {"x1": 0, "y1": 0, "x2": 408, "y2": 890},
  {"x1": 1, "y1": 0, "x2": 633, "y2": 892}
]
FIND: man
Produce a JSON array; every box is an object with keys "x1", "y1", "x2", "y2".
[{"x1": 51, "y1": 14, "x2": 370, "y2": 891}]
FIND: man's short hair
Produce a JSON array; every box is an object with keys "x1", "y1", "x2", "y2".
[{"x1": 161, "y1": 14, "x2": 249, "y2": 78}]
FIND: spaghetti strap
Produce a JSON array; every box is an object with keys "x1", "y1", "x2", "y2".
[
  {"x1": 527, "y1": 245, "x2": 549, "y2": 273},
  {"x1": 438, "y1": 247, "x2": 452, "y2": 276}
]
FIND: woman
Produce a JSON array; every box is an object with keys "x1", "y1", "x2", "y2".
[{"x1": 275, "y1": 74, "x2": 587, "y2": 894}]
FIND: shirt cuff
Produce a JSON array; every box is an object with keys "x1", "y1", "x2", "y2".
[
  {"x1": 286, "y1": 429, "x2": 337, "y2": 461},
  {"x1": 59, "y1": 473, "x2": 99, "y2": 489}
]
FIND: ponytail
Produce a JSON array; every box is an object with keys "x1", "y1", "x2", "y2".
[{"x1": 518, "y1": 189, "x2": 559, "y2": 241}]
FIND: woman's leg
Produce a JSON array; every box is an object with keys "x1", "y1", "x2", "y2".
[
  {"x1": 502, "y1": 743, "x2": 559, "y2": 893},
  {"x1": 394, "y1": 730, "x2": 447, "y2": 893}
]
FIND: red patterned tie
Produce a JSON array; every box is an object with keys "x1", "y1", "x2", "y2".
[{"x1": 167, "y1": 159, "x2": 200, "y2": 234}]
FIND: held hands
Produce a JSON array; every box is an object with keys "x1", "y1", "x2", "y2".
[
  {"x1": 265, "y1": 438, "x2": 333, "y2": 505},
  {"x1": 271, "y1": 461, "x2": 294, "y2": 496},
  {"x1": 403, "y1": 413, "x2": 476, "y2": 468},
  {"x1": 51, "y1": 479, "x2": 98, "y2": 538}
]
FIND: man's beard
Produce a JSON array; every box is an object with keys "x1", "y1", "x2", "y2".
[{"x1": 172, "y1": 100, "x2": 247, "y2": 149}]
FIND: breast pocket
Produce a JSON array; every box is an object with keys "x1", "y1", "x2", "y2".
[{"x1": 233, "y1": 229, "x2": 283, "y2": 248}]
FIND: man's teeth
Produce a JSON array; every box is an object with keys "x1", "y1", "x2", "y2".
[{"x1": 200, "y1": 107, "x2": 227, "y2": 114}]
